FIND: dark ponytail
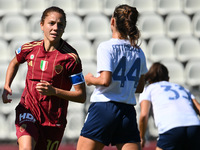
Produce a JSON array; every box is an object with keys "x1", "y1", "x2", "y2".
[{"x1": 113, "y1": 4, "x2": 140, "y2": 47}]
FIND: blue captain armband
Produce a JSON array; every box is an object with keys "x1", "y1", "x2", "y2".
[{"x1": 70, "y1": 72, "x2": 85, "y2": 85}]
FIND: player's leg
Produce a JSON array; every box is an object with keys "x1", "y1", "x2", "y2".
[
  {"x1": 77, "y1": 136, "x2": 105, "y2": 150},
  {"x1": 15, "y1": 104, "x2": 39, "y2": 150},
  {"x1": 116, "y1": 142, "x2": 141, "y2": 150},
  {"x1": 155, "y1": 147, "x2": 163, "y2": 150},
  {"x1": 78, "y1": 102, "x2": 121, "y2": 149},
  {"x1": 18, "y1": 135, "x2": 36, "y2": 150},
  {"x1": 34, "y1": 126, "x2": 65, "y2": 150}
]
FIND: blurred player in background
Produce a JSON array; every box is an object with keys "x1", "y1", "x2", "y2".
[
  {"x1": 77, "y1": 4, "x2": 148, "y2": 150},
  {"x1": 139, "y1": 62, "x2": 200, "y2": 150},
  {"x1": 2, "y1": 6, "x2": 86, "y2": 150}
]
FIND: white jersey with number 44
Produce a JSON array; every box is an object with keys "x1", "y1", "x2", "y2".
[{"x1": 90, "y1": 38, "x2": 148, "y2": 105}]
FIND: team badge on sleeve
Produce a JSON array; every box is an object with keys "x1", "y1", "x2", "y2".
[
  {"x1": 16, "y1": 46, "x2": 22, "y2": 54},
  {"x1": 70, "y1": 72, "x2": 85, "y2": 85}
]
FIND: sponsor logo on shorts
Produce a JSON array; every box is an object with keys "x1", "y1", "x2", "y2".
[
  {"x1": 20, "y1": 124, "x2": 27, "y2": 132},
  {"x1": 19, "y1": 113, "x2": 36, "y2": 123}
]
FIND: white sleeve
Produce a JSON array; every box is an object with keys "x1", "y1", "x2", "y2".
[
  {"x1": 96, "y1": 43, "x2": 112, "y2": 73},
  {"x1": 185, "y1": 88, "x2": 195, "y2": 100},
  {"x1": 139, "y1": 86, "x2": 151, "y2": 103},
  {"x1": 191, "y1": 94, "x2": 195, "y2": 99},
  {"x1": 140, "y1": 48, "x2": 148, "y2": 75}
]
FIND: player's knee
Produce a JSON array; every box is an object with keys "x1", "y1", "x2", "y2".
[
  {"x1": 18, "y1": 135, "x2": 35, "y2": 150},
  {"x1": 19, "y1": 144, "x2": 33, "y2": 150}
]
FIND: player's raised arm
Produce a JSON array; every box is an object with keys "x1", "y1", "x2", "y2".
[{"x1": 139, "y1": 100, "x2": 151, "y2": 147}]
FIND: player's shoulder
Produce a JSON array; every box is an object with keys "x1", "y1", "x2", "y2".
[
  {"x1": 147, "y1": 81, "x2": 163, "y2": 89},
  {"x1": 98, "y1": 39, "x2": 113, "y2": 48},
  {"x1": 60, "y1": 40, "x2": 77, "y2": 53},
  {"x1": 60, "y1": 40, "x2": 80, "y2": 63},
  {"x1": 15, "y1": 40, "x2": 43, "y2": 54},
  {"x1": 67, "y1": 53, "x2": 81, "y2": 64},
  {"x1": 97, "y1": 39, "x2": 113, "y2": 54},
  {"x1": 21, "y1": 40, "x2": 43, "y2": 50}
]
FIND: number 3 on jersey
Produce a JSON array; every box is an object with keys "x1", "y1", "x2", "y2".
[{"x1": 113, "y1": 57, "x2": 141, "y2": 87}]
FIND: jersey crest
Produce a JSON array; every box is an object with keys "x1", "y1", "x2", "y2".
[{"x1": 55, "y1": 65, "x2": 63, "y2": 74}]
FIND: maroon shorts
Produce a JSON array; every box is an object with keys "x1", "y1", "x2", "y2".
[{"x1": 15, "y1": 104, "x2": 65, "y2": 150}]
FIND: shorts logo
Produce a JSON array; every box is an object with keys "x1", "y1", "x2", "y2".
[
  {"x1": 19, "y1": 113, "x2": 36, "y2": 123},
  {"x1": 55, "y1": 65, "x2": 63, "y2": 74},
  {"x1": 20, "y1": 124, "x2": 27, "y2": 132},
  {"x1": 40, "y1": 60, "x2": 48, "y2": 71}
]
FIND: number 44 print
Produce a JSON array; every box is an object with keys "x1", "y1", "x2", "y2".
[{"x1": 112, "y1": 57, "x2": 141, "y2": 88}]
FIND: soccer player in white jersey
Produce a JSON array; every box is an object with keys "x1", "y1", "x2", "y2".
[
  {"x1": 139, "y1": 62, "x2": 200, "y2": 150},
  {"x1": 77, "y1": 4, "x2": 148, "y2": 150}
]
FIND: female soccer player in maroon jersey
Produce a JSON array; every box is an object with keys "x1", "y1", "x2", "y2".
[{"x1": 2, "y1": 6, "x2": 86, "y2": 150}]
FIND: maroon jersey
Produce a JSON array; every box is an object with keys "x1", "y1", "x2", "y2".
[{"x1": 16, "y1": 39, "x2": 83, "y2": 128}]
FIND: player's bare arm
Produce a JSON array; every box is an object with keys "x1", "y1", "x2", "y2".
[
  {"x1": 139, "y1": 100, "x2": 151, "y2": 148},
  {"x1": 85, "y1": 71, "x2": 112, "y2": 87},
  {"x1": 2, "y1": 57, "x2": 20, "y2": 103},
  {"x1": 192, "y1": 98, "x2": 200, "y2": 115},
  {"x1": 36, "y1": 80, "x2": 86, "y2": 103}
]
